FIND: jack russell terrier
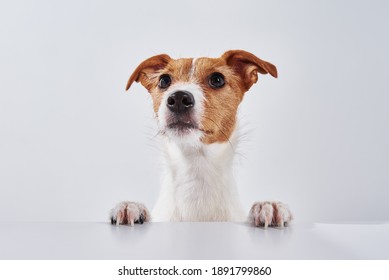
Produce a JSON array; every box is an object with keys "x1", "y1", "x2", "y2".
[{"x1": 110, "y1": 50, "x2": 292, "y2": 228}]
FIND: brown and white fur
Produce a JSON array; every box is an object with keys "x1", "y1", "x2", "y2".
[{"x1": 110, "y1": 50, "x2": 292, "y2": 228}]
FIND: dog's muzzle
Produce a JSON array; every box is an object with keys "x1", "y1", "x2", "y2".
[{"x1": 165, "y1": 90, "x2": 198, "y2": 133}]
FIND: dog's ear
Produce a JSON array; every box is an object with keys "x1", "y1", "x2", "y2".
[
  {"x1": 222, "y1": 50, "x2": 277, "y2": 90},
  {"x1": 126, "y1": 54, "x2": 171, "y2": 91}
]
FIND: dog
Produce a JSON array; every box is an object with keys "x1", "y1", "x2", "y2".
[{"x1": 110, "y1": 50, "x2": 292, "y2": 228}]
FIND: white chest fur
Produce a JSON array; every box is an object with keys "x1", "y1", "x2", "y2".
[{"x1": 151, "y1": 135, "x2": 245, "y2": 222}]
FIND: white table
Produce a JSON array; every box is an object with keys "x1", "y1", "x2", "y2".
[{"x1": 0, "y1": 222, "x2": 388, "y2": 259}]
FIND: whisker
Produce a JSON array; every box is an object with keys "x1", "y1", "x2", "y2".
[
  {"x1": 202, "y1": 116, "x2": 235, "y2": 152},
  {"x1": 202, "y1": 106, "x2": 236, "y2": 125}
]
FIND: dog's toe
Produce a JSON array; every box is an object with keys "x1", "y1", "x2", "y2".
[
  {"x1": 249, "y1": 201, "x2": 292, "y2": 228},
  {"x1": 109, "y1": 201, "x2": 150, "y2": 226}
]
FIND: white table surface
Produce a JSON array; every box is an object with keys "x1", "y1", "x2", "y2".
[{"x1": 0, "y1": 222, "x2": 388, "y2": 259}]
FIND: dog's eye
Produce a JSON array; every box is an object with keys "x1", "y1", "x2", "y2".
[
  {"x1": 158, "y1": 74, "x2": 171, "y2": 89},
  {"x1": 208, "y1": 72, "x2": 225, "y2": 89}
]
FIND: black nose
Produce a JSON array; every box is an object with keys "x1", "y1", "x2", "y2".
[{"x1": 167, "y1": 91, "x2": 195, "y2": 113}]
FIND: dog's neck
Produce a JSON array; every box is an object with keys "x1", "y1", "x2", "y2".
[{"x1": 152, "y1": 129, "x2": 245, "y2": 222}]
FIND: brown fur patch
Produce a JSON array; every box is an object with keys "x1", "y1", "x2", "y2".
[{"x1": 191, "y1": 57, "x2": 244, "y2": 143}]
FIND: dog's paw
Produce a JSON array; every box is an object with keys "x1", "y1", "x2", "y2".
[
  {"x1": 109, "y1": 201, "x2": 150, "y2": 226},
  {"x1": 249, "y1": 201, "x2": 292, "y2": 228}
]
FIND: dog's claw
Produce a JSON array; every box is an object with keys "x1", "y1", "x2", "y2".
[{"x1": 138, "y1": 213, "x2": 144, "y2": 224}]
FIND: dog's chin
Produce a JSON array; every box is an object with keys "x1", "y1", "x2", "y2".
[{"x1": 163, "y1": 121, "x2": 203, "y2": 146}]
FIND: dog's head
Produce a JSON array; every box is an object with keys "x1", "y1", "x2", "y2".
[{"x1": 126, "y1": 50, "x2": 277, "y2": 145}]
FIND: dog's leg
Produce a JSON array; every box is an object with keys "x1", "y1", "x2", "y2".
[
  {"x1": 249, "y1": 201, "x2": 292, "y2": 228},
  {"x1": 109, "y1": 201, "x2": 150, "y2": 226}
]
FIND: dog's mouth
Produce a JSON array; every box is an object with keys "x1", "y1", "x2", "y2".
[{"x1": 167, "y1": 121, "x2": 198, "y2": 132}]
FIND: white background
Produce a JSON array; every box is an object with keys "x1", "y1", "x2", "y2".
[{"x1": 0, "y1": 0, "x2": 388, "y2": 223}]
